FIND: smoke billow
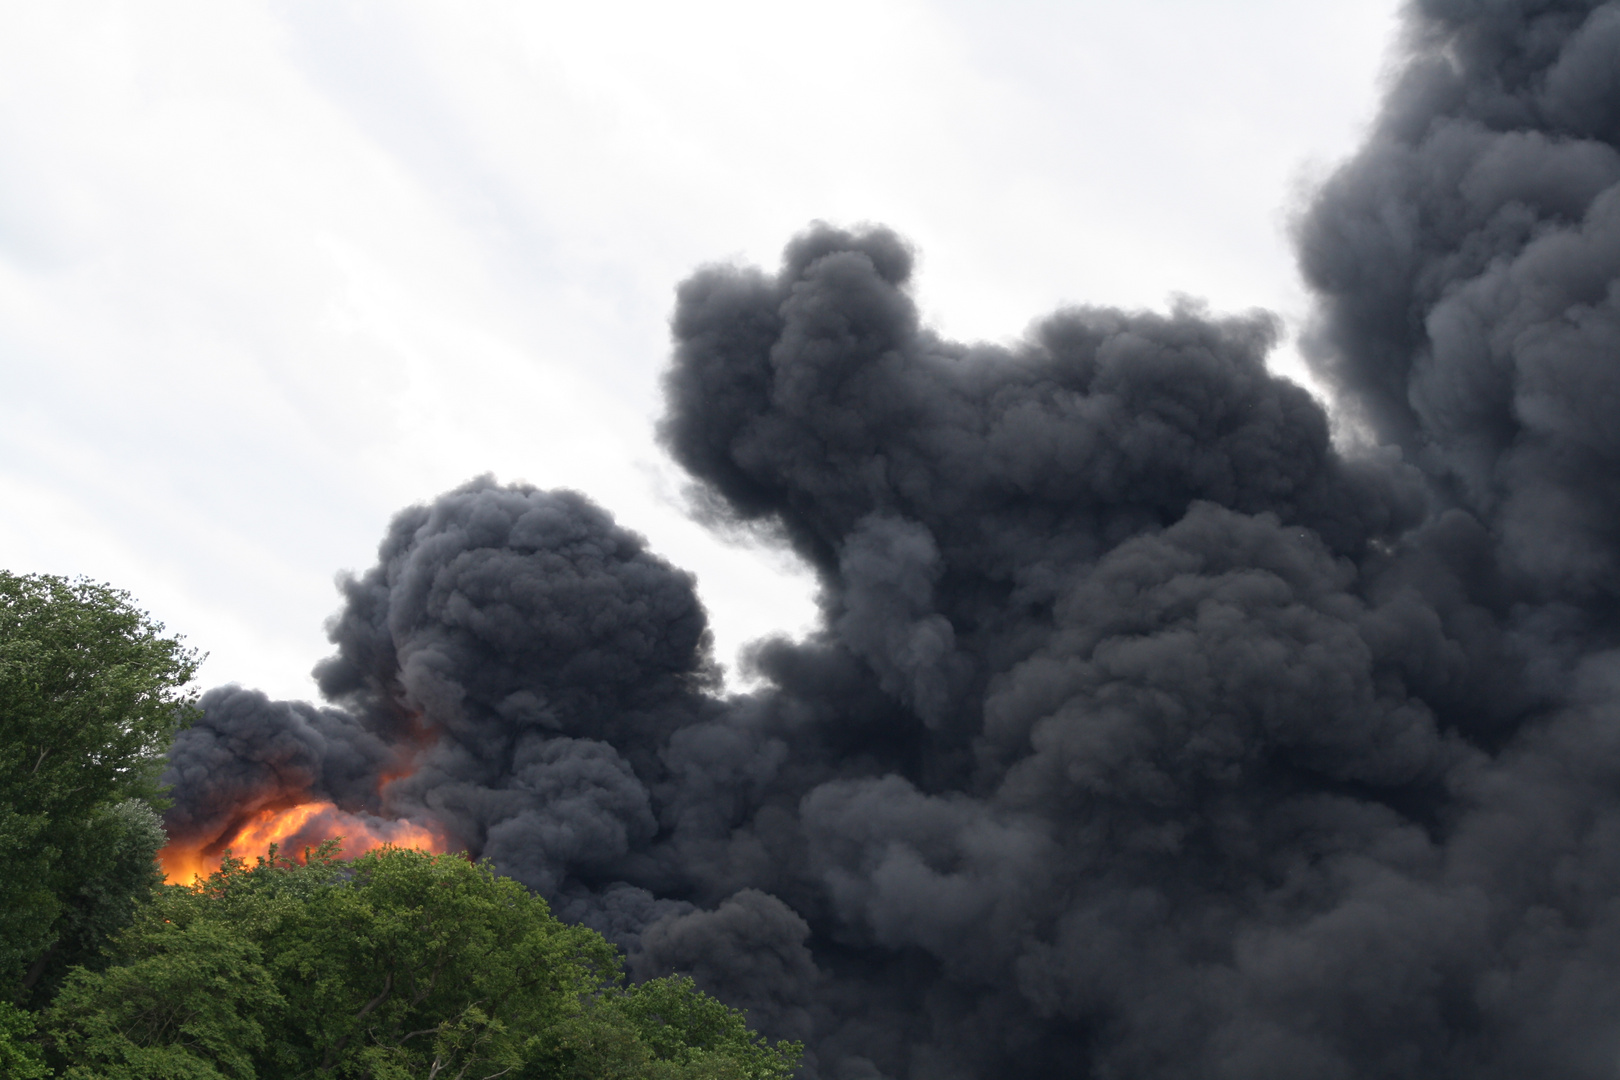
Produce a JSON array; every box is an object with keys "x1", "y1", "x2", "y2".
[{"x1": 160, "y1": 2, "x2": 1620, "y2": 1076}]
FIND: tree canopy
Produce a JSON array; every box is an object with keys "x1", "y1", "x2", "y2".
[
  {"x1": 0, "y1": 571, "x2": 200, "y2": 1000},
  {"x1": 43, "y1": 845, "x2": 802, "y2": 1079}
]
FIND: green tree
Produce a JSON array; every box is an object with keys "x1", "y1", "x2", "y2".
[
  {"x1": 260, "y1": 846, "x2": 618, "y2": 1079},
  {"x1": 46, "y1": 916, "x2": 281, "y2": 1080},
  {"x1": 42, "y1": 846, "x2": 802, "y2": 1080},
  {"x1": 549, "y1": 976, "x2": 802, "y2": 1080},
  {"x1": 0, "y1": 1000, "x2": 51, "y2": 1079},
  {"x1": 0, "y1": 571, "x2": 201, "y2": 1000},
  {"x1": 617, "y1": 975, "x2": 800, "y2": 1079}
]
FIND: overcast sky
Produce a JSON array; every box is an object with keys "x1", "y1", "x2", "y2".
[{"x1": 0, "y1": 0, "x2": 1404, "y2": 701}]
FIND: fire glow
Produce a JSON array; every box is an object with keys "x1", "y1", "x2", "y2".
[{"x1": 158, "y1": 800, "x2": 445, "y2": 884}]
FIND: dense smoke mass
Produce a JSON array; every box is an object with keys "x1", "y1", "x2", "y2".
[{"x1": 161, "y1": 1, "x2": 1620, "y2": 1076}]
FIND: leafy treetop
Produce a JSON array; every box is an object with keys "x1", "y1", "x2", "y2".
[
  {"x1": 43, "y1": 844, "x2": 803, "y2": 1080},
  {"x1": 0, "y1": 571, "x2": 201, "y2": 817},
  {"x1": 0, "y1": 572, "x2": 200, "y2": 999}
]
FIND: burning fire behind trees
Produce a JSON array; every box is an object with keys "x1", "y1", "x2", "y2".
[
  {"x1": 157, "y1": 685, "x2": 452, "y2": 882},
  {"x1": 159, "y1": 3, "x2": 1620, "y2": 1076},
  {"x1": 157, "y1": 800, "x2": 445, "y2": 884}
]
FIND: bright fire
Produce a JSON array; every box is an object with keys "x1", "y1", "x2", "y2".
[{"x1": 159, "y1": 801, "x2": 446, "y2": 884}]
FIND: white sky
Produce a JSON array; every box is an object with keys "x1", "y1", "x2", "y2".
[{"x1": 0, "y1": 0, "x2": 1403, "y2": 701}]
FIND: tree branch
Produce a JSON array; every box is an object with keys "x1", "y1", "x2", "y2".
[
  {"x1": 354, "y1": 972, "x2": 395, "y2": 1024},
  {"x1": 18, "y1": 941, "x2": 56, "y2": 991},
  {"x1": 321, "y1": 971, "x2": 394, "y2": 1069}
]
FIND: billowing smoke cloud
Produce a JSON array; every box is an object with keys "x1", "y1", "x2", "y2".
[
  {"x1": 1300, "y1": 0, "x2": 1620, "y2": 609},
  {"x1": 160, "y1": 2, "x2": 1620, "y2": 1076},
  {"x1": 163, "y1": 687, "x2": 393, "y2": 848}
]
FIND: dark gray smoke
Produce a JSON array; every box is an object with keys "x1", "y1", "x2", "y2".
[
  {"x1": 160, "y1": 2, "x2": 1620, "y2": 1075},
  {"x1": 1299, "y1": 0, "x2": 1620, "y2": 611},
  {"x1": 162, "y1": 686, "x2": 392, "y2": 849}
]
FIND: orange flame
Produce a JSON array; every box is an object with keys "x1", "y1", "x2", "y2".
[
  {"x1": 160, "y1": 711, "x2": 446, "y2": 884},
  {"x1": 159, "y1": 800, "x2": 445, "y2": 884}
]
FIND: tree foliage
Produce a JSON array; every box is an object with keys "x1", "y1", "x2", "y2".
[
  {"x1": 0, "y1": 572, "x2": 200, "y2": 999},
  {"x1": 41, "y1": 845, "x2": 801, "y2": 1080},
  {"x1": 47, "y1": 916, "x2": 280, "y2": 1080},
  {"x1": 0, "y1": 1000, "x2": 50, "y2": 1079}
]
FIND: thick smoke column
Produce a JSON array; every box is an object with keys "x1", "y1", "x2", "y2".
[{"x1": 160, "y1": 2, "x2": 1620, "y2": 1076}]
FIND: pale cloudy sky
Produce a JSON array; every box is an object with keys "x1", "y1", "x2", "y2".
[{"x1": 0, "y1": 0, "x2": 1403, "y2": 701}]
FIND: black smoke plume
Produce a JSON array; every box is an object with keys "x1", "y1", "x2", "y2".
[{"x1": 162, "y1": 2, "x2": 1620, "y2": 1075}]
